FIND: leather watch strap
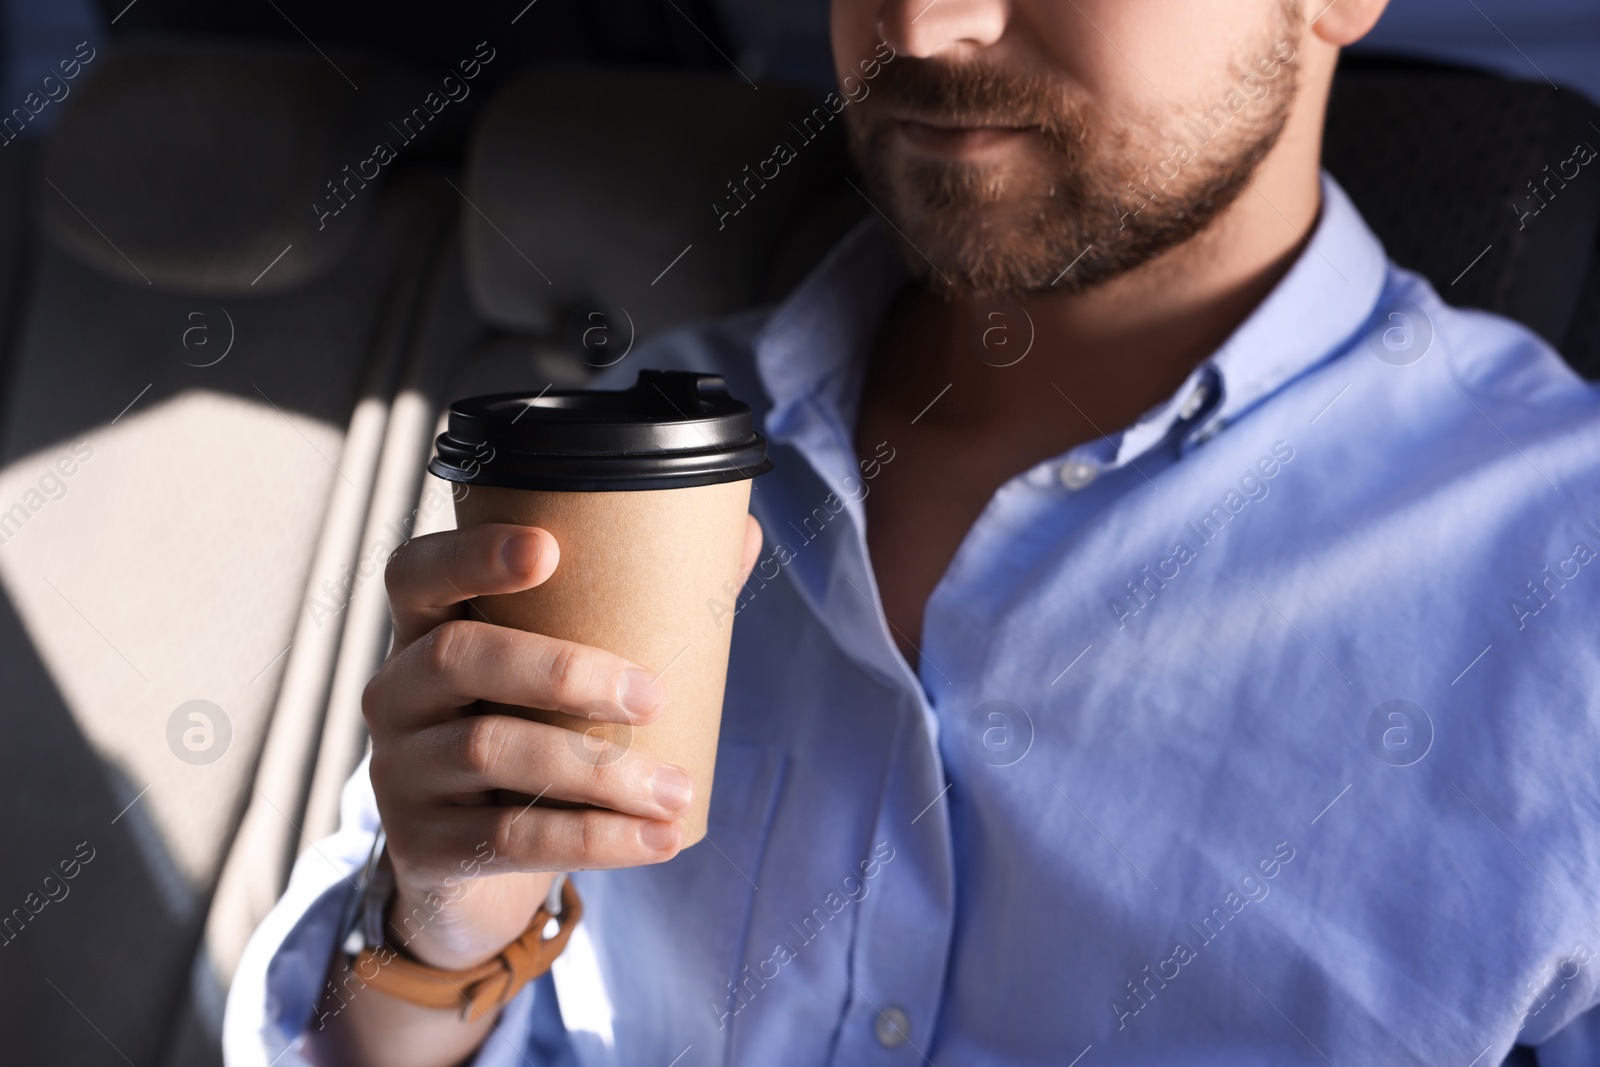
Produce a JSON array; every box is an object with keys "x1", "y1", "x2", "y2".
[{"x1": 352, "y1": 876, "x2": 582, "y2": 1020}]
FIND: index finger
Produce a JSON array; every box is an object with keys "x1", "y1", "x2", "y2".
[{"x1": 385, "y1": 523, "x2": 559, "y2": 649}]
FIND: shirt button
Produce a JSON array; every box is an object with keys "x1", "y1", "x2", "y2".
[
  {"x1": 874, "y1": 1006, "x2": 911, "y2": 1048},
  {"x1": 1058, "y1": 461, "x2": 1097, "y2": 490},
  {"x1": 1179, "y1": 382, "x2": 1210, "y2": 420}
]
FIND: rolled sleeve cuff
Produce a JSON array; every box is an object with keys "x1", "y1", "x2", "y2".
[
  {"x1": 223, "y1": 757, "x2": 379, "y2": 1066},
  {"x1": 222, "y1": 755, "x2": 562, "y2": 1067}
]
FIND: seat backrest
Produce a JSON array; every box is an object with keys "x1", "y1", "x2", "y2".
[{"x1": 0, "y1": 39, "x2": 456, "y2": 1067}]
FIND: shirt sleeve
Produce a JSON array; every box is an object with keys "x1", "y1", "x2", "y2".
[{"x1": 220, "y1": 754, "x2": 565, "y2": 1067}]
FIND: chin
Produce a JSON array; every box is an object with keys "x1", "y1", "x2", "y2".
[
  {"x1": 883, "y1": 181, "x2": 1061, "y2": 288},
  {"x1": 916, "y1": 223, "x2": 1065, "y2": 298}
]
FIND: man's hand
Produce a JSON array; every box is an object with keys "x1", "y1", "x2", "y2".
[{"x1": 362, "y1": 514, "x2": 764, "y2": 970}]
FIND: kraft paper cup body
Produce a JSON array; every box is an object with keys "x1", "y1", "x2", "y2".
[{"x1": 452, "y1": 480, "x2": 752, "y2": 845}]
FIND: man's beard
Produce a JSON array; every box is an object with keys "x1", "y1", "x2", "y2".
[{"x1": 841, "y1": 21, "x2": 1301, "y2": 298}]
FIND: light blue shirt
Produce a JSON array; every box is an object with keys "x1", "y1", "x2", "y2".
[{"x1": 225, "y1": 173, "x2": 1600, "y2": 1067}]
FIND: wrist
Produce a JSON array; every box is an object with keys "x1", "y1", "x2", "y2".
[
  {"x1": 350, "y1": 874, "x2": 583, "y2": 1023},
  {"x1": 387, "y1": 872, "x2": 556, "y2": 971}
]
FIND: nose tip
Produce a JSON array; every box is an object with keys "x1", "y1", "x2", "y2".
[{"x1": 876, "y1": 0, "x2": 1008, "y2": 60}]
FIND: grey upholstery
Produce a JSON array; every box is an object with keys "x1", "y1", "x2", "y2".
[
  {"x1": 462, "y1": 67, "x2": 856, "y2": 341},
  {"x1": 0, "y1": 41, "x2": 457, "y2": 1066},
  {"x1": 39, "y1": 42, "x2": 396, "y2": 294}
]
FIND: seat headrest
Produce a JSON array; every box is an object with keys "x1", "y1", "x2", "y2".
[
  {"x1": 462, "y1": 68, "x2": 856, "y2": 339},
  {"x1": 39, "y1": 40, "x2": 429, "y2": 294}
]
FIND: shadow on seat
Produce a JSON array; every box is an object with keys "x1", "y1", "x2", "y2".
[{"x1": 0, "y1": 38, "x2": 459, "y2": 1067}]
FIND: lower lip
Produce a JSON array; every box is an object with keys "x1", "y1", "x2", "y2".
[{"x1": 896, "y1": 120, "x2": 1035, "y2": 157}]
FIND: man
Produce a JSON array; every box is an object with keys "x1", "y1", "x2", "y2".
[{"x1": 226, "y1": 0, "x2": 1600, "y2": 1064}]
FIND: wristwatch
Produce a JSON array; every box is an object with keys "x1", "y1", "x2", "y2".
[{"x1": 337, "y1": 827, "x2": 583, "y2": 1020}]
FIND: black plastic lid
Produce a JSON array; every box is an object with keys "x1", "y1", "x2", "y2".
[{"x1": 428, "y1": 370, "x2": 773, "y2": 492}]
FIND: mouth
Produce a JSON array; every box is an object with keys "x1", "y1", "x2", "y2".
[{"x1": 893, "y1": 116, "x2": 1039, "y2": 158}]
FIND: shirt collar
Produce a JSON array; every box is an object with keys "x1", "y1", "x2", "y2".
[
  {"x1": 1185, "y1": 172, "x2": 1389, "y2": 448},
  {"x1": 755, "y1": 212, "x2": 909, "y2": 458},
  {"x1": 752, "y1": 171, "x2": 1389, "y2": 477}
]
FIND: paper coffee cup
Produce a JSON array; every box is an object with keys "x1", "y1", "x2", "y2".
[{"x1": 427, "y1": 371, "x2": 772, "y2": 845}]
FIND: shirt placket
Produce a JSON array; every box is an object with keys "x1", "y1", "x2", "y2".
[{"x1": 769, "y1": 403, "x2": 960, "y2": 1066}]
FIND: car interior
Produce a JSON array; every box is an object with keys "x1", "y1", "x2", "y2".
[{"x1": 0, "y1": 1, "x2": 1596, "y2": 1064}]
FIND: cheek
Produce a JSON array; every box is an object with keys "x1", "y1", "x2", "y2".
[{"x1": 830, "y1": 0, "x2": 879, "y2": 88}]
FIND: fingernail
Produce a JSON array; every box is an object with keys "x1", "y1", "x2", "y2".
[
  {"x1": 501, "y1": 532, "x2": 540, "y2": 576},
  {"x1": 639, "y1": 820, "x2": 678, "y2": 852},
  {"x1": 620, "y1": 668, "x2": 665, "y2": 719},
  {"x1": 649, "y1": 765, "x2": 693, "y2": 814}
]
